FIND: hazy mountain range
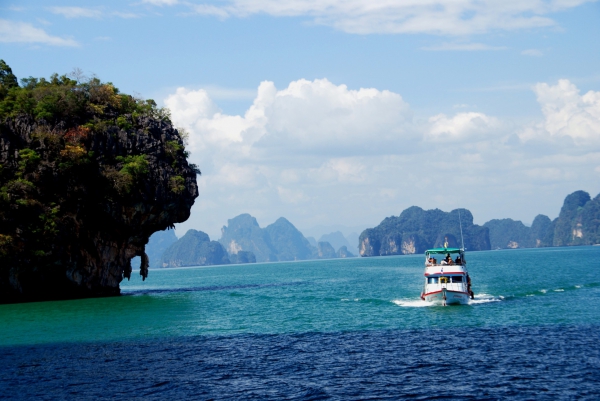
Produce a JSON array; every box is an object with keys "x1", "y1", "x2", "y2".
[{"x1": 142, "y1": 189, "x2": 600, "y2": 268}]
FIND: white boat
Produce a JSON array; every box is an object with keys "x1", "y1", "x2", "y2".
[{"x1": 420, "y1": 247, "x2": 474, "y2": 306}]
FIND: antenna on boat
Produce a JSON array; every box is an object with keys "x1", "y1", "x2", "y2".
[{"x1": 458, "y1": 209, "x2": 465, "y2": 251}]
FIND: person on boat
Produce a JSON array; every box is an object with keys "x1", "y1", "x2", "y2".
[
  {"x1": 467, "y1": 274, "x2": 474, "y2": 299},
  {"x1": 455, "y1": 255, "x2": 462, "y2": 265},
  {"x1": 445, "y1": 254, "x2": 453, "y2": 265}
]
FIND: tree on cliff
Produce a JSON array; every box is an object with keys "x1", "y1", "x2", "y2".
[{"x1": 0, "y1": 61, "x2": 199, "y2": 303}]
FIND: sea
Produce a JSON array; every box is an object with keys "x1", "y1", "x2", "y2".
[{"x1": 1, "y1": 246, "x2": 600, "y2": 400}]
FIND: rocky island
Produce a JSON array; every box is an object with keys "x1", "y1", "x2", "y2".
[
  {"x1": 359, "y1": 207, "x2": 490, "y2": 256},
  {"x1": 0, "y1": 62, "x2": 198, "y2": 303}
]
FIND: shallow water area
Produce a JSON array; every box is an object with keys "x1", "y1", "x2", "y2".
[{"x1": 1, "y1": 247, "x2": 600, "y2": 399}]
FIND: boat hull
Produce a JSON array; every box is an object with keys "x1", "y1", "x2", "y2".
[{"x1": 422, "y1": 289, "x2": 470, "y2": 305}]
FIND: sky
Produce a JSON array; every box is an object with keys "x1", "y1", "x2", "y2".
[{"x1": 1, "y1": 0, "x2": 600, "y2": 240}]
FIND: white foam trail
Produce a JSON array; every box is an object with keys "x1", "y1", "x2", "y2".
[
  {"x1": 575, "y1": 285, "x2": 582, "y2": 288},
  {"x1": 554, "y1": 289, "x2": 564, "y2": 292},
  {"x1": 392, "y1": 299, "x2": 433, "y2": 307},
  {"x1": 540, "y1": 289, "x2": 548, "y2": 293},
  {"x1": 468, "y1": 293, "x2": 502, "y2": 304}
]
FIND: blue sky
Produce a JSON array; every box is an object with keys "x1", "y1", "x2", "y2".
[{"x1": 2, "y1": 0, "x2": 600, "y2": 239}]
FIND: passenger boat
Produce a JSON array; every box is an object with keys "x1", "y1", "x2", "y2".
[{"x1": 420, "y1": 247, "x2": 474, "y2": 306}]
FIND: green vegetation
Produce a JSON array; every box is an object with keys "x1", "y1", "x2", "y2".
[
  {"x1": 0, "y1": 61, "x2": 199, "y2": 301},
  {"x1": 0, "y1": 61, "x2": 171, "y2": 126},
  {"x1": 359, "y1": 207, "x2": 491, "y2": 256}
]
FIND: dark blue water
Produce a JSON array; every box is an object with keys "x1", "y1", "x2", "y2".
[
  {"x1": 1, "y1": 247, "x2": 600, "y2": 399},
  {"x1": 2, "y1": 325, "x2": 599, "y2": 400}
]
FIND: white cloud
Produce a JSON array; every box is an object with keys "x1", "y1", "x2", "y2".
[
  {"x1": 167, "y1": 78, "x2": 415, "y2": 158},
  {"x1": 527, "y1": 79, "x2": 600, "y2": 144},
  {"x1": 0, "y1": 19, "x2": 79, "y2": 46},
  {"x1": 112, "y1": 12, "x2": 141, "y2": 19},
  {"x1": 521, "y1": 49, "x2": 544, "y2": 57},
  {"x1": 422, "y1": 43, "x2": 507, "y2": 51},
  {"x1": 141, "y1": 0, "x2": 179, "y2": 5},
  {"x1": 49, "y1": 7, "x2": 102, "y2": 19},
  {"x1": 171, "y1": 0, "x2": 595, "y2": 35},
  {"x1": 167, "y1": 77, "x2": 599, "y2": 240},
  {"x1": 427, "y1": 112, "x2": 501, "y2": 142}
]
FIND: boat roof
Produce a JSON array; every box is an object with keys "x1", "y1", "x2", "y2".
[{"x1": 425, "y1": 247, "x2": 462, "y2": 254}]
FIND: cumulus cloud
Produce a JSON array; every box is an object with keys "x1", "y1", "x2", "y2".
[
  {"x1": 0, "y1": 19, "x2": 79, "y2": 46},
  {"x1": 167, "y1": 78, "x2": 415, "y2": 159},
  {"x1": 426, "y1": 112, "x2": 501, "y2": 142},
  {"x1": 520, "y1": 79, "x2": 600, "y2": 145},
  {"x1": 167, "y1": 77, "x2": 599, "y2": 240},
  {"x1": 166, "y1": 0, "x2": 596, "y2": 35}
]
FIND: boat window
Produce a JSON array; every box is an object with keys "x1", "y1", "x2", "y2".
[
  {"x1": 451, "y1": 276, "x2": 463, "y2": 283},
  {"x1": 427, "y1": 277, "x2": 438, "y2": 284}
]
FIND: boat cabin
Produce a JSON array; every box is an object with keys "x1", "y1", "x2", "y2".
[{"x1": 425, "y1": 247, "x2": 465, "y2": 267}]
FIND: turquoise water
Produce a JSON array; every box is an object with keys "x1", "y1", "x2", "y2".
[{"x1": 1, "y1": 246, "x2": 599, "y2": 346}]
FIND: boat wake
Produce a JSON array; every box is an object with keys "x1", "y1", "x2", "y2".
[
  {"x1": 392, "y1": 299, "x2": 435, "y2": 307},
  {"x1": 393, "y1": 293, "x2": 504, "y2": 307},
  {"x1": 468, "y1": 293, "x2": 503, "y2": 304}
]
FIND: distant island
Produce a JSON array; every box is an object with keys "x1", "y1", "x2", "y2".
[
  {"x1": 146, "y1": 189, "x2": 600, "y2": 268},
  {"x1": 483, "y1": 190, "x2": 598, "y2": 249},
  {"x1": 358, "y1": 189, "x2": 600, "y2": 256},
  {"x1": 0, "y1": 62, "x2": 198, "y2": 303},
  {"x1": 358, "y1": 207, "x2": 489, "y2": 256},
  {"x1": 152, "y1": 213, "x2": 356, "y2": 268}
]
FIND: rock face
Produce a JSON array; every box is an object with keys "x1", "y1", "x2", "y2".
[
  {"x1": 551, "y1": 190, "x2": 598, "y2": 246},
  {"x1": 219, "y1": 214, "x2": 316, "y2": 262},
  {"x1": 548, "y1": 190, "x2": 600, "y2": 246},
  {"x1": 482, "y1": 191, "x2": 600, "y2": 249},
  {"x1": 317, "y1": 241, "x2": 337, "y2": 259},
  {"x1": 229, "y1": 251, "x2": 256, "y2": 264},
  {"x1": 264, "y1": 217, "x2": 315, "y2": 261},
  {"x1": 0, "y1": 70, "x2": 198, "y2": 303},
  {"x1": 359, "y1": 207, "x2": 490, "y2": 257},
  {"x1": 336, "y1": 245, "x2": 355, "y2": 258},
  {"x1": 484, "y1": 219, "x2": 534, "y2": 249},
  {"x1": 160, "y1": 230, "x2": 229, "y2": 267}
]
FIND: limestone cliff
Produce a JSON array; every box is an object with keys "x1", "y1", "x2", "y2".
[
  {"x1": 219, "y1": 214, "x2": 315, "y2": 262},
  {"x1": 0, "y1": 66, "x2": 198, "y2": 303},
  {"x1": 359, "y1": 207, "x2": 490, "y2": 257},
  {"x1": 160, "y1": 230, "x2": 229, "y2": 267}
]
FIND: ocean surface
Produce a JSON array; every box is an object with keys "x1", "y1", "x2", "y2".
[{"x1": 1, "y1": 246, "x2": 600, "y2": 399}]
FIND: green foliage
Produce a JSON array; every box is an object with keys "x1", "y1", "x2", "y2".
[
  {"x1": 117, "y1": 155, "x2": 149, "y2": 178},
  {"x1": 116, "y1": 116, "x2": 133, "y2": 130},
  {"x1": 166, "y1": 140, "x2": 183, "y2": 156},
  {"x1": 18, "y1": 149, "x2": 41, "y2": 175},
  {"x1": 169, "y1": 175, "x2": 186, "y2": 194},
  {"x1": 0, "y1": 59, "x2": 18, "y2": 100},
  {"x1": 0, "y1": 61, "x2": 172, "y2": 125}
]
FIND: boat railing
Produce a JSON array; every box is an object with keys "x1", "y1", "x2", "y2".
[{"x1": 425, "y1": 262, "x2": 465, "y2": 267}]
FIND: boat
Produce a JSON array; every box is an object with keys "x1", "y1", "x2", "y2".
[{"x1": 420, "y1": 247, "x2": 474, "y2": 305}]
